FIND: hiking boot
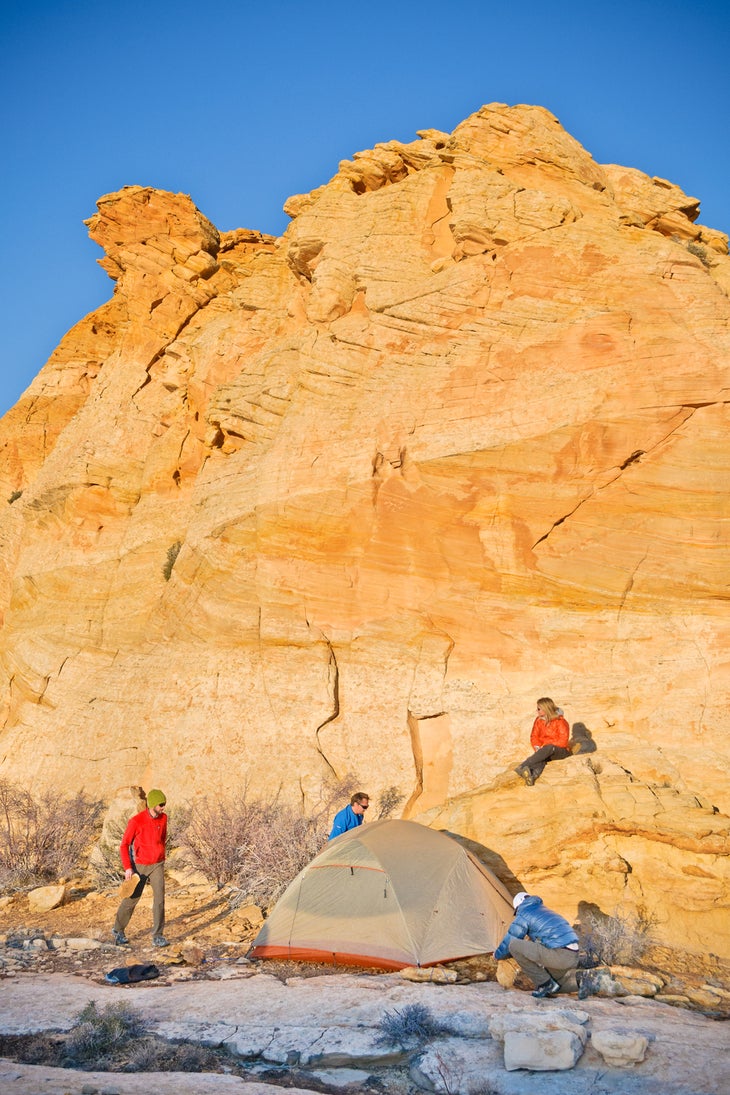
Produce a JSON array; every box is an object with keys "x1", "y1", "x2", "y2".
[
  {"x1": 515, "y1": 766, "x2": 534, "y2": 786},
  {"x1": 532, "y1": 976, "x2": 561, "y2": 998},
  {"x1": 152, "y1": 934, "x2": 169, "y2": 947},
  {"x1": 112, "y1": 929, "x2": 129, "y2": 946},
  {"x1": 577, "y1": 970, "x2": 594, "y2": 1000}
]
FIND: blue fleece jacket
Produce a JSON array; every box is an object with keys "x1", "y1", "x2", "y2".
[
  {"x1": 328, "y1": 804, "x2": 364, "y2": 840},
  {"x1": 494, "y1": 895, "x2": 578, "y2": 959}
]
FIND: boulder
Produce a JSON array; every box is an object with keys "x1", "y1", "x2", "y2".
[
  {"x1": 504, "y1": 1028, "x2": 585, "y2": 1071},
  {"x1": 27, "y1": 884, "x2": 67, "y2": 913},
  {"x1": 591, "y1": 1028, "x2": 648, "y2": 1066},
  {"x1": 488, "y1": 1007, "x2": 589, "y2": 1045}
]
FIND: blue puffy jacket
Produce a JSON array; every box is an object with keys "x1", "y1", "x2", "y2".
[{"x1": 494, "y1": 895, "x2": 578, "y2": 960}]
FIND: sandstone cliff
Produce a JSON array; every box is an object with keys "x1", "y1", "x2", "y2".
[{"x1": 0, "y1": 104, "x2": 728, "y2": 955}]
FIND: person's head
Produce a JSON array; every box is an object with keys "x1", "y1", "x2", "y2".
[
  {"x1": 146, "y1": 789, "x2": 167, "y2": 816},
  {"x1": 536, "y1": 697, "x2": 559, "y2": 721},
  {"x1": 351, "y1": 792, "x2": 370, "y2": 815},
  {"x1": 512, "y1": 891, "x2": 530, "y2": 910}
]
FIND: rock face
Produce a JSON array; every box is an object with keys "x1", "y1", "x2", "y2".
[{"x1": 0, "y1": 104, "x2": 728, "y2": 955}]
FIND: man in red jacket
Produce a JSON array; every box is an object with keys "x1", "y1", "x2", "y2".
[{"x1": 112, "y1": 789, "x2": 169, "y2": 947}]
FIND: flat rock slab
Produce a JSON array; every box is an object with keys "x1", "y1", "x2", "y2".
[
  {"x1": 0, "y1": 971, "x2": 728, "y2": 1094},
  {"x1": 0, "y1": 1060, "x2": 320, "y2": 1095}
]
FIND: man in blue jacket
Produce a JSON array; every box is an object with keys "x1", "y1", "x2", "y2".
[
  {"x1": 495, "y1": 891, "x2": 580, "y2": 997},
  {"x1": 328, "y1": 792, "x2": 369, "y2": 839}
]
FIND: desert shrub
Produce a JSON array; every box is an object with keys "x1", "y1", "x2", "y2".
[
  {"x1": 581, "y1": 904, "x2": 656, "y2": 966},
  {"x1": 7, "y1": 490, "x2": 22, "y2": 504},
  {"x1": 162, "y1": 540, "x2": 182, "y2": 580},
  {"x1": 0, "y1": 780, "x2": 105, "y2": 891},
  {"x1": 65, "y1": 1001, "x2": 147, "y2": 1064},
  {"x1": 176, "y1": 774, "x2": 359, "y2": 905},
  {"x1": 123, "y1": 1037, "x2": 225, "y2": 1072},
  {"x1": 88, "y1": 816, "x2": 126, "y2": 891},
  {"x1": 375, "y1": 1003, "x2": 451, "y2": 1048},
  {"x1": 687, "y1": 240, "x2": 712, "y2": 267},
  {"x1": 376, "y1": 784, "x2": 405, "y2": 819}
]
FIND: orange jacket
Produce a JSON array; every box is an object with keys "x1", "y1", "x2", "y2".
[{"x1": 530, "y1": 713, "x2": 569, "y2": 750}]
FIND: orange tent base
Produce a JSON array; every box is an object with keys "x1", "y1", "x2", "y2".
[
  {"x1": 249, "y1": 944, "x2": 481, "y2": 971},
  {"x1": 249, "y1": 944, "x2": 408, "y2": 970}
]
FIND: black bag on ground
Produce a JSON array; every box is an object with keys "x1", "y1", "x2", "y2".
[{"x1": 105, "y1": 962, "x2": 160, "y2": 984}]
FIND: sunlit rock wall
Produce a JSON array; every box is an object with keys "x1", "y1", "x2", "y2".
[{"x1": 1, "y1": 104, "x2": 728, "y2": 953}]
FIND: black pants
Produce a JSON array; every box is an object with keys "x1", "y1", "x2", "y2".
[{"x1": 520, "y1": 744, "x2": 570, "y2": 781}]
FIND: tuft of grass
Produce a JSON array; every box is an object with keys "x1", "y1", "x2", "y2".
[
  {"x1": 0, "y1": 780, "x2": 105, "y2": 891},
  {"x1": 65, "y1": 1001, "x2": 147, "y2": 1064},
  {"x1": 375, "y1": 1003, "x2": 452, "y2": 1048},
  {"x1": 162, "y1": 540, "x2": 182, "y2": 580}
]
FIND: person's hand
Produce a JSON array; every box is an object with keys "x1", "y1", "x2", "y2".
[
  {"x1": 124, "y1": 868, "x2": 133, "y2": 880},
  {"x1": 496, "y1": 957, "x2": 519, "y2": 988}
]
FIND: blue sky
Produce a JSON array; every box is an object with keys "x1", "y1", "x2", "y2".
[{"x1": 1, "y1": 0, "x2": 728, "y2": 419}]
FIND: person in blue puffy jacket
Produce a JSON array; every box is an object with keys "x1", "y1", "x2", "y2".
[{"x1": 494, "y1": 891, "x2": 580, "y2": 997}]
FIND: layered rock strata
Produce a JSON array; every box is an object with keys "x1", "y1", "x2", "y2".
[{"x1": 0, "y1": 104, "x2": 728, "y2": 954}]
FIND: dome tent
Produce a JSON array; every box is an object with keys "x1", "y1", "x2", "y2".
[{"x1": 250, "y1": 818, "x2": 514, "y2": 970}]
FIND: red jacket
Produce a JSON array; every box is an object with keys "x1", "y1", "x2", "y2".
[
  {"x1": 530, "y1": 713, "x2": 569, "y2": 750},
  {"x1": 119, "y1": 808, "x2": 167, "y2": 870}
]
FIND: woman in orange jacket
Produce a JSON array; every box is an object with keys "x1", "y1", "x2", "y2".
[{"x1": 515, "y1": 697, "x2": 570, "y2": 785}]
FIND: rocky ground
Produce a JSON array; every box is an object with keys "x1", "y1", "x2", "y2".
[{"x1": 1, "y1": 879, "x2": 729, "y2": 1094}]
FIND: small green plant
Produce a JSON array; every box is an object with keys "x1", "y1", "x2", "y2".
[
  {"x1": 375, "y1": 1003, "x2": 451, "y2": 1048},
  {"x1": 581, "y1": 904, "x2": 656, "y2": 966},
  {"x1": 65, "y1": 1001, "x2": 147, "y2": 1064},
  {"x1": 687, "y1": 240, "x2": 712, "y2": 268},
  {"x1": 162, "y1": 539, "x2": 182, "y2": 580},
  {"x1": 0, "y1": 780, "x2": 105, "y2": 891}
]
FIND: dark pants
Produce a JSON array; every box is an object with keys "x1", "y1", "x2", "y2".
[
  {"x1": 509, "y1": 937, "x2": 579, "y2": 988},
  {"x1": 113, "y1": 861, "x2": 165, "y2": 937},
  {"x1": 520, "y1": 744, "x2": 570, "y2": 781}
]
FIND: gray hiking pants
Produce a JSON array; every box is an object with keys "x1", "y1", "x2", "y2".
[
  {"x1": 113, "y1": 861, "x2": 165, "y2": 937},
  {"x1": 508, "y1": 937, "x2": 579, "y2": 988}
]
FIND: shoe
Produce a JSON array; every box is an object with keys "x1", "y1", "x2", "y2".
[
  {"x1": 532, "y1": 976, "x2": 561, "y2": 998},
  {"x1": 112, "y1": 929, "x2": 129, "y2": 946},
  {"x1": 514, "y1": 766, "x2": 534, "y2": 786},
  {"x1": 152, "y1": 935, "x2": 169, "y2": 947}
]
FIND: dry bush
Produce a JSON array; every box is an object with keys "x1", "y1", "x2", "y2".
[
  {"x1": 376, "y1": 784, "x2": 405, "y2": 818},
  {"x1": 88, "y1": 816, "x2": 126, "y2": 891},
  {"x1": 123, "y1": 1038, "x2": 225, "y2": 1073},
  {"x1": 375, "y1": 1003, "x2": 452, "y2": 1048},
  {"x1": 687, "y1": 240, "x2": 712, "y2": 267},
  {"x1": 176, "y1": 774, "x2": 360, "y2": 906},
  {"x1": 65, "y1": 1001, "x2": 147, "y2": 1065},
  {"x1": 0, "y1": 780, "x2": 105, "y2": 891},
  {"x1": 581, "y1": 904, "x2": 657, "y2": 966}
]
